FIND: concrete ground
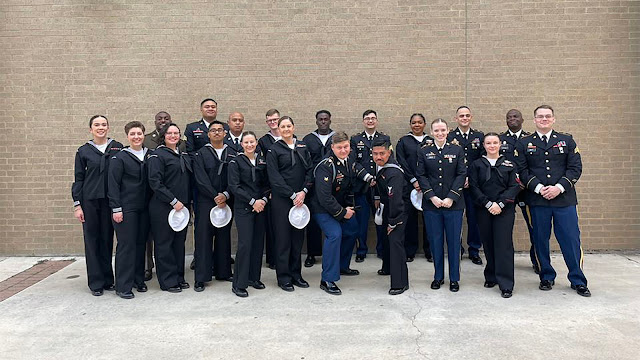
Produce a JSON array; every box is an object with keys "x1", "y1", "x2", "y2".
[{"x1": 0, "y1": 253, "x2": 638, "y2": 360}]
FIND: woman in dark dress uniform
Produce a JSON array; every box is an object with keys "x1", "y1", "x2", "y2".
[
  {"x1": 108, "y1": 121, "x2": 150, "y2": 299},
  {"x1": 228, "y1": 131, "x2": 270, "y2": 297},
  {"x1": 147, "y1": 123, "x2": 191, "y2": 293},
  {"x1": 395, "y1": 113, "x2": 433, "y2": 262},
  {"x1": 72, "y1": 115, "x2": 123, "y2": 296},
  {"x1": 266, "y1": 116, "x2": 314, "y2": 292},
  {"x1": 468, "y1": 132, "x2": 520, "y2": 298},
  {"x1": 416, "y1": 118, "x2": 467, "y2": 292}
]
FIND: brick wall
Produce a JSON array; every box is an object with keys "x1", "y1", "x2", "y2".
[{"x1": 0, "y1": 0, "x2": 638, "y2": 255}]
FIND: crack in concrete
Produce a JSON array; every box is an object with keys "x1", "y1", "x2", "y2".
[
  {"x1": 406, "y1": 291, "x2": 428, "y2": 359},
  {"x1": 623, "y1": 256, "x2": 639, "y2": 264}
]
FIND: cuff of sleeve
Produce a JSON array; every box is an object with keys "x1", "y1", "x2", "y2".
[
  {"x1": 363, "y1": 174, "x2": 373, "y2": 182},
  {"x1": 388, "y1": 223, "x2": 397, "y2": 229},
  {"x1": 223, "y1": 191, "x2": 230, "y2": 199},
  {"x1": 534, "y1": 184, "x2": 543, "y2": 194},
  {"x1": 374, "y1": 195, "x2": 380, "y2": 200},
  {"x1": 73, "y1": 201, "x2": 81, "y2": 207},
  {"x1": 555, "y1": 184, "x2": 565, "y2": 193},
  {"x1": 498, "y1": 202, "x2": 505, "y2": 209},
  {"x1": 485, "y1": 201, "x2": 493, "y2": 209},
  {"x1": 170, "y1": 198, "x2": 178, "y2": 206},
  {"x1": 262, "y1": 197, "x2": 269, "y2": 204},
  {"x1": 303, "y1": 188, "x2": 308, "y2": 194},
  {"x1": 249, "y1": 198, "x2": 256, "y2": 206},
  {"x1": 290, "y1": 193, "x2": 297, "y2": 200},
  {"x1": 112, "y1": 207, "x2": 122, "y2": 213},
  {"x1": 410, "y1": 177, "x2": 417, "y2": 184}
]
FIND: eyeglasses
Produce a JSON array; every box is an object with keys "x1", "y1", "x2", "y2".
[
  {"x1": 209, "y1": 128, "x2": 225, "y2": 133},
  {"x1": 535, "y1": 114, "x2": 554, "y2": 119},
  {"x1": 363, "y1": 116, "x2": 377, "y2": 121},
  {"x1": 458, "y1": 114, "x2": 471, "y2": 118}
]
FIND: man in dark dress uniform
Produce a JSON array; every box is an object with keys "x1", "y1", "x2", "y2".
[
  {"x1": 447, "y1": 106, "x2": 484, "y2": 265},
  {"x1": 499, "y1": 109, "x2": 539, "y2": 274},
  {"x1": 514, "y1": 105, "x2": 590, "y2": 297},
  {"x1": 302, "y1": 110, "x2": 335, "y2": 268}
]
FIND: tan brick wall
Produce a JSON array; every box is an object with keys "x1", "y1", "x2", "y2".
[{"x1": 0, "y1": 0, "x2": 638, "y2": 255}]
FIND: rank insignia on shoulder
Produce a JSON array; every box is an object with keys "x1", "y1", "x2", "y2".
[
  {"x1": 514, "y1": 149, "x2": 518, "y2": 157},
  {"x1": 575, "y1": 147, "x2": 580, "y2": 154},
  {"x1": 324, "y1": 177, "x2": 329, "y2": 182},
  {"x1": 451, "y1": 139, "x2": 460, "y2": 146}
]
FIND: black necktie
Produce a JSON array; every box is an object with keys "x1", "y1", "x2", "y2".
[
  {"x1": 234, "y1": 138, "x2": 239, "y2": 147},
  {"x1": 463, "y1": 133, "x2": 468, "y2": 141},
  {"x1": 541, "y1": 134, "x2": 548, "y2": 144}
]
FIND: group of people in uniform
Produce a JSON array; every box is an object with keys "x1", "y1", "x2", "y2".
[{"x1": 72, "y1": 99, "x2": 592, "y2": 299}]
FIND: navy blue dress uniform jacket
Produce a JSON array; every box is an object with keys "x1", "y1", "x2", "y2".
[
  {"x1": 499, "y1": 130, "x2": 531, "y2": 205},
  {"x1": 193, "y1": 144, "x2": 237, "y2": 205},
  {"x1": 416, "y1": 143, "x2": 467, "y2": 211},
  {"x1": 147, "y1": 145, "x2": 192, "y2": 206},
  {"x1": 447, "y1": 128, "x2": 484, "y2": 169},
  {"x1": 257, "y1": 133, "x2": 279, "y2": 157},
  {"x1": 396, "y1": 133, "x2": 434, "y2": 186},
  {"x1": 350, "y1": 131, "x2": 391, "y2": 195},
  {"x1": 107, "y1": 148, "x2": 151, "y2": 213},
  {"x1": 514, "y1": 131, "x2": 582, "y2": 207},
  {"x1": 185, "y1": 119, "x2": 210, "y2": 154},
  {"x1": 375, "y1": 161, "x2": 406, "y2": 227},
  {"x1": 266, "y1": 139, "x2": 314, "y2": 199},
  {"x1": 468, "y1": 157, "x2": 520, "y2": 209},
  {"x1": 303, "y1": 131, "x2": 335, "y2": 167},
  {"x1": 72, "y1": 139, "x2": 124, "y2": 207},
  {"x1": 310, "y1": 155, "x2": 373, "y2": 221},
  {"x1": 223, "y1": 133, "x2": 243, "y2": 154},
  {"x1": 227, "y1": 153, "x2": 270, "y2": 208}
]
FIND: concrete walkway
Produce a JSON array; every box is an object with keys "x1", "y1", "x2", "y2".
[{"x1": 0, "y1": 253, "x2": 638, "y2": 360}]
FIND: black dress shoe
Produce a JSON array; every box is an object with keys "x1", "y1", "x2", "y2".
[
  {"x1": 355, "y1": 255, "x2": 365, "y2": 263},
  {"x1": 179, "y1": 281, "x2": 190, "y2": 289},
  {"x1": 340, "y1": 268, "x2": 360, "y2": 276},
  {"x1": 430, "y1": 280, "x2": 444, "y2": 290},
  {"x1": 136, "y1": 283, "x2": 148, "y2": 292},
  {"x1": 304, "y1": 255, "x2": 316, "y2": 268},
  {"x1": 166, "y1": 285, "x2": 182, "y2": 293},
  {"x1": 532, "y1": 263, "x2": 540, "y2": 274},
  {"x1": 484, "y1": 281, "x2": 497, "y2": 288},
  {"x1": 249, "y1": 280, "x2": 266, "y2": 290},
  {"x1": 425, "y1": 256, "x2": 433, "y2": 263},
  {"x1": 230, "y1": 257, "x2": 235, "y2": 265},
  {"x1": 268, "y1": 263, "x2": 276, "y2": 270},
  {"x1": 116, "y1": 291, "x2": 135, "y2": 299},
  {"x1": 215, "y1": 276, "x2": 233, "y2": 282},
  {"x1": 449, "y1": 281, "x2": 460, "y2": 292},
  {"x1": 144, "y1": 270, "x2": 153, "y2": 281},
  {"x1": 377, "y1": 269, "x2": 390, "y2": 276},
  {"x1": 194, "y1": 281, "x2": 205, "y2": 292},
  {"x1": 320, "y1": 280, "x2": 342, "y2": 295},
  {"x1": 406, "y1": 257, "x2": 414, "y2": 262},
  {"x1": 103, "y1": 284, "x2": 115, "y2": 291},
  {"x1": 91, "y1": 289, "x2": 104, "y2": 296},
  {"x1": 292, "y1": 278, "x2": 309, "y2": 288},
  {"x1": 469, "y1": 255, "x2": 483, "y2": 265},
  {"x1": 389, "y1": 285, "x2": 409, "y2": 295},
  {"x1": 232, "y1": 287, "x2": 248, "y2": 298},
  {"x1": 279, "y1": 283, "x2": 295, "y2": 292},
  {"x1": 571, "y1": 284, "x2": 591, "y2": 297},
  {"x1": 189, "y1": 259, "x2": 196, "y2": 270},
  {"x1": 539, "y1": 280, "x2": 554, "y2": 291},
  {"x1": 501, "y1": 289, "x2": 513, "y2": 298}
]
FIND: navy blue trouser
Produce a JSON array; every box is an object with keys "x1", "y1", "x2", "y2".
[
  {"x1": 233, "y1": 206, "x2": 265, "y2": 289},
  {"x1": 314, "y1": 213, "x2": 358, "y2": 283},
  {"x1": 82, "y1": 198, "x2": 115, "y2": 291},
  {"x1": 424, "y1": 209, "x2": 463, "y2": 282},
  {"x1": 114, "y1": 210, "x2": 149, "y2": 293},
  {"x1": 476, "y1": 205, "x2": 515, "y2": 291},
  {"x1": 530, "y1": 205, "x2": 587, "y2": 286}
]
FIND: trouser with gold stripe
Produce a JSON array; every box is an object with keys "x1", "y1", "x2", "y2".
[{"x1": 529, "y1": 205, "x2": 587, "y2": 286}]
